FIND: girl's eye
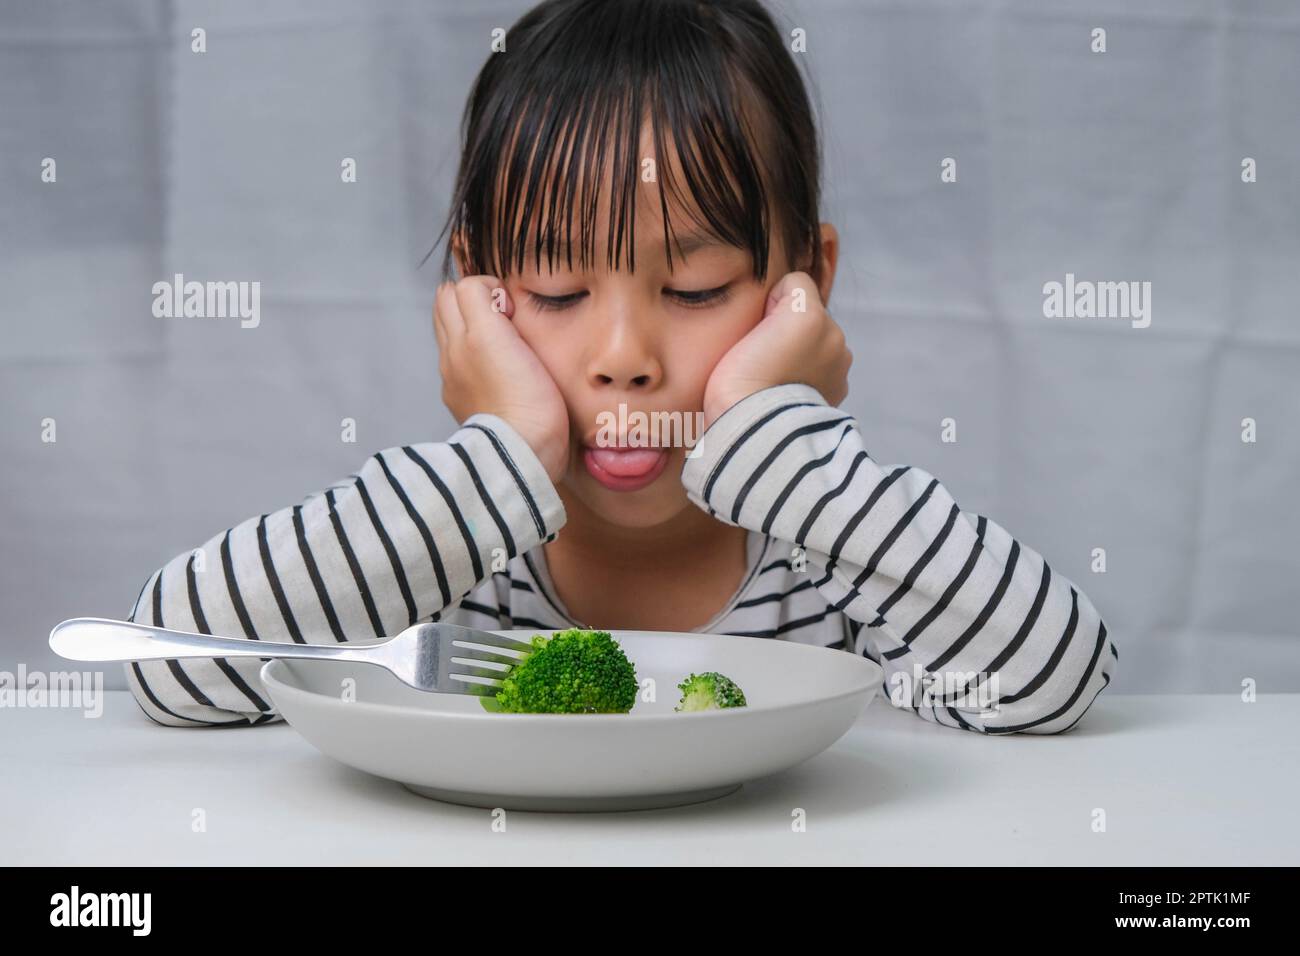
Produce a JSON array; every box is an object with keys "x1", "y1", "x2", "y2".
[
  {"x1": 527, "y1": 291, "x2": 585, "y2": 312},
  {"x1": 667, "y1": 284, "x2": 732, "y2": 309},
  {"x1": 525, "y1": 284, "x2": 733, "y2": 312}
]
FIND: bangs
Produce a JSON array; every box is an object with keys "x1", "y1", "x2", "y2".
[{"x1": 437, "y1": 0, "x2": 788, "y2": 282}]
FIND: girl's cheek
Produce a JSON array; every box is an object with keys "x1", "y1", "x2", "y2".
[
  {"x1": 672, "y1": 291, "x2": 766, "y2": 404},
  {"x1": 666, "y1": 325, "x2": 734, "y2": 400},
  {"x1": 521, "y1": 324, "x2": 569, "y2": 376},
  {"x1": 515, "y1": 316, "x2": 586, "y2": 410},
  {"x1": 702, "y1": 288, "x2": 767, "y2": 356}
]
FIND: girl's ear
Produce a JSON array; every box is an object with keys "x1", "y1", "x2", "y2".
[{"x1": 814, "y1": 222, "x2": 839, "y2": 307}]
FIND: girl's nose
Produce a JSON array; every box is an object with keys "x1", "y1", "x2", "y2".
[{"x1": 587, "y1": 313, "x2": 662, "y2": 392}]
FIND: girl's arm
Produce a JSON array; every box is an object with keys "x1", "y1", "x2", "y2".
[
  {"x1": 122, "y1": 414, "x2": 565, "y2": 726},
  {"x1": 682, "y1": 383, "x2": 1117, "y2": 734}
]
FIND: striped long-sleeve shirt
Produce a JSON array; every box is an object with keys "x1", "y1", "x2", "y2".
[{"x1": 123, "y1": 382, "x2": 1117, "y2": 734}]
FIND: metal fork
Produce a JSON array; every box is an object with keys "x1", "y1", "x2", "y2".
[{"x1": 48, "y1": 617, "x2": 538, "y2": 696}]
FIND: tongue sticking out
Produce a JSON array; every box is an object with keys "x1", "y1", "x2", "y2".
[{"x1": 587, "y1": 447, "x2": 665, "y2": 477}]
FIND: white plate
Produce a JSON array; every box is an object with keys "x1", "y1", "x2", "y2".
[{"x1": 260, "y1": 629, "x2": 881, "y2": 812}]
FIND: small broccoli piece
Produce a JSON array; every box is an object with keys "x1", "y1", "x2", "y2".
[
  {"x1": 674, "y1": 671, "x2": 747, "y2": 712},
  {"x1": 489, "y1": 628, "x2": 638, "y2": 714}
]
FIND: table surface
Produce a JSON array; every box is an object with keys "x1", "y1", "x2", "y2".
[{"x1": 6, "y1": 691, "x2": 1297, "y2": 865}]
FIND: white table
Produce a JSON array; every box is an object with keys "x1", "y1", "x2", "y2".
[{"x1": 7, "y1": 691, "x2": 1297, "y2": 865}]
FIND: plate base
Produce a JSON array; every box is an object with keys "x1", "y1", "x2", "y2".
[{"x1": 401, "y1": 781, "x2": 742, "y2": 812}]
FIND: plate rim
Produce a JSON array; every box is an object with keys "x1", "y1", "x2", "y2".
[{"x1": 259, "y1": 628, "x2": 882, "y2": 724}]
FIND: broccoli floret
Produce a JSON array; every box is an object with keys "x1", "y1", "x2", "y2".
[
  {"x1": 488, "y1": 628, "x2": 638, "y2": 714},
  {"x1": 674, "y1": 671, "x2": 747, "y2": 712}
]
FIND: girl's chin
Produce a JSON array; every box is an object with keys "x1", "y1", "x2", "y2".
[{"x1": 587, "y1": 497, "x2": 694, "y2": 530}]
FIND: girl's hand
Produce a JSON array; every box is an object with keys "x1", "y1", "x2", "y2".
[
  {"x1": 434, "y1": 276, "x2": 570, "y2": 484},
  {"x1": 701, "y1": 271, "x2": 852, "y2": 431}
]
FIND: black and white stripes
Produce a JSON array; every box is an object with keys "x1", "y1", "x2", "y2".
[
  {"x1": 122, "y1": 384, "x2": 1115, "y2": 736},
  {"x1": 681, "y1": 383, "x2": 1117, "y2": 735},
  {"x1": 123, "y1": 412, "x2": 564, "y2": 727}
]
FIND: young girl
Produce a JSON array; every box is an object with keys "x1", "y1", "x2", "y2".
[{"x1": 123, "y1": 0, "x2": 1115, "y2": 733}]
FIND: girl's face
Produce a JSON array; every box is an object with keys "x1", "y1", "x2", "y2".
[{"x1": 500, "y1": 188, "x2": 796, "y2": 531}]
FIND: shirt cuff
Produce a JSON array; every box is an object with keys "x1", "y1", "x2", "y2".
[
  {"x1": 459, "y1": 412, "x2": 567, "y2": 543},
  {"x1": 681, "y1": 383, "x2": 830, "y2": 519}
]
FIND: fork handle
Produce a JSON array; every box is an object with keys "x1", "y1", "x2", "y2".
[{"x1": 49, "y1": 617, "x2": 374, "y2": 664}]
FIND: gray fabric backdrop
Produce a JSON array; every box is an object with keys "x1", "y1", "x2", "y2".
[{"x1": 2, "y1": 0, "x2": 1297, "y2": 693}]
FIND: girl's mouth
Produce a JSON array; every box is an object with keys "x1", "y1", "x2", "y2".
[{"x1": 582, "y1": 445, "x2": 670, "y2": 492}]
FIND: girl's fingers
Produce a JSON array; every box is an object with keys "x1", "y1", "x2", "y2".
[
  {"x1": 454, "y1": 275, "x2": 513, "y2": 335},
  {"x1": 764, "y1": 270, "x2": 819, "y2": 317},
  {"x1": 432, "y1": 288, "x2": 448, "y2": 354},
  {"x1": 436, "y1": 280, "x2": 466, "y2": 339}
]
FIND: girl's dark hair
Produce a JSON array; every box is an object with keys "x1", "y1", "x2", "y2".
[{"x1": 433, "y1": 0, "x2": 823, "y2": 285}]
